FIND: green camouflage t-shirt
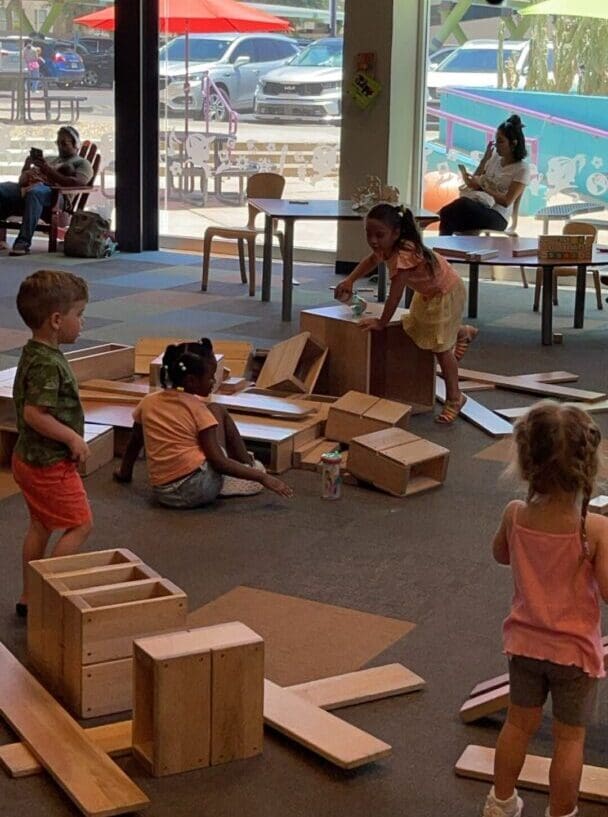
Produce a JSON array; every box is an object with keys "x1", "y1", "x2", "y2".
[{"x1": 13, "y1": 340, "x2": 84, "y2": 467}]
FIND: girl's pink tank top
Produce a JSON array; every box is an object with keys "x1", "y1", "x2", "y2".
[{"x1": 503, "y1": 513, "x2": 605, "y2": 678}]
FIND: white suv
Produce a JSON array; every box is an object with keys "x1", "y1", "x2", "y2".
[
  {"x1": 160, "y1": 33, "x2": 299, "y2": 120},
  {"x1": 427, "y1": 39, "x2": 530, "y2": 103}
]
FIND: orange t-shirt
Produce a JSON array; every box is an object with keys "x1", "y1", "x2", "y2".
[
  {"x1": 380, "y1": 244, "x2": 460, "y2": 297},
  {"x1": 133, "y1": 390, "x2": 217, "y2": 486}
]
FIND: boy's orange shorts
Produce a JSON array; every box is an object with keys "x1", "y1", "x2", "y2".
[{"x1": 12, "y1": 454, "x2": 92, "y2": 531}]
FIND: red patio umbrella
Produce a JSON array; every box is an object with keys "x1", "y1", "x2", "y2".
[{"x1": 74, "y1": 0, "x2": 290, "y2": 131}]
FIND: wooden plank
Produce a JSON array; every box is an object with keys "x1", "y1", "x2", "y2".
[
  {"x1": 0, "y1": 720, "x2": 133, "y2": 778},
  {"x1": 469, "y1": 672, "x2": 509, "y2": 698},
  {"x1": 458, "y1": 368, "x2": 605, "y2": 403},
  {"x1": 458, "y1": 381, "x2": 495, "y2": 392},
  {"x1": 288, "y1": 664, "x2": 425, "y2": 709},
  {"x1": 455, "y1": 745, "x2": 608, "y2": 803},
  {"x1": 263, "y1": 679, "x2": 391, "y2": 769},
  {"x1": 459, "y1": 684, "x2": 510, "y2": 723},
  {"x1": 0, "y1": 643, "x2": 149, "y2": 816},
  {"x1": 2, "y1": 663, "x2": 420, "y2": 778},
  {"x1": 81, "y1": 380, "x2": 150, "y2": 397},
  {"x1": 496, "y1": 400, "x2": 608, "y2": 420},
  {"x1": 211, "y1": 393, "x2": 315, "y2": 419},
  {"x1": 80, "y1": 391, "x2": 141, "y2": 405},
  {"x1": 436, "y1": 379, "x2": 512, "y2": 437}
]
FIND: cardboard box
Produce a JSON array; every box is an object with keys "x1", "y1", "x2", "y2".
[
  {"x1": 325, "y1": 391, "x2": 411, "y2": 444},
  {"x1": 348, "y1": 428, "x2": 449, "y2": 497}
]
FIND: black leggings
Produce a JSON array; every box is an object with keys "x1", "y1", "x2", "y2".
[{"x1": 439, "y1": 197, "x2": 508, "y2": 235}]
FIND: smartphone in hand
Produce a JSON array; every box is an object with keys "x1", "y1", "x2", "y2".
[
  {"x1": 458, "y1": 164, "x2": 469, "y2": 183},
  {"x1": 29, "y1": 147, "x2": 43, "y2": 161}
]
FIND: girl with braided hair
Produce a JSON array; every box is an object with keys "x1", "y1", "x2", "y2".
[
  {"x1": 334, "y1": 202, "x2": 477, "y2": 423},
  {"x1": 482, "y1": 402, "x2": 608, "y2": 817},
  {"x1": 114, "y1": 338, "x2": 292, "y2": 507}
]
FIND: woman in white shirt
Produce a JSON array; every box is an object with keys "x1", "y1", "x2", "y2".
[{"x1": 439, "y1": 115, "x2": 530, "y2": 235}]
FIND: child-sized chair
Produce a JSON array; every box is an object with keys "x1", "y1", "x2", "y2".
[
  {"x1": 532, "y1": 221, "x2": 602, "y2": 312},
  {"x1": 201, "y1": 172, "x2": 285, "y2": 297}
]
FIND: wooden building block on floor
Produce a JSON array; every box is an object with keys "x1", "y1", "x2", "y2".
[
  {"x1": 264, "y1": 679, "x2": 391, "y2": 769},
  {"x1": 293, "y1": 437, "x2": 340, "y2": 470},
  {"x1": 133, "y1": 622, "x2": 264, "y2": 776},
  {"x1": 38, "y1": 563, "x2": 160, "y2": 696},
  {"x1": 325, "y1": 391, "x2": 411, "y2": 444},
  {"x1": 0, "y1": 643, "x2": 149, "y2": 816},
  {"x1": 27, "y1": 549, "x2": 142, "y2": 678},
  {"x1": 211, "y1": 392, "x2": 316, "y2": 419},
  {"x1": 455, "y1": 744, "x2": 608, "y2": 803},
  {"x1": 217, "y1": 377, "x2": 249, "y2": 395},
  {"x1": 348, "y1": 428, "x2": 449, "y2": 497},
  {"x1": 300, "y1": 305, "x2": 435, "y2": 411},
  {"x1": 235, "y1": 413, "x2": 323, "y2": 473},
  {"x1": 255, "y1": 332, "x2": 327, "y2": 394},
  {"x1": 457, "y1": 368, "x2": 606, "y2": 403},
  {"x1": 62, "y1": 578, "x2": 187, "y2": 717},
  {"x1": 1, "y1": 423, "x2": 114, "y2": 476},
  {"x1": 1, "y1": 662, "x2": 423, "y2": 778},
  {"x1": 459, "y1": 683, "x2": 510, "y2": 723},
  {"x1": 436, "y1": 378, "x2": 512, "y2": 437},
  {"x1": 66, "y1": 344, "x2": 135, "y2": 384}
]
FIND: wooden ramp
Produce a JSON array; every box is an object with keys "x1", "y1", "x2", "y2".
[
  {"x1": 0, "y1": 643, "x2": 148, "y2": 816},
  {"x1": 455, "y1": 744, "x2": 608, "y2": 803}
]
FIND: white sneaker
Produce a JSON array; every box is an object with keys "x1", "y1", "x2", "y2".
[
  {"x1": 219, "y1": 456, "x2": 266, "y2": 497},
  {"x1": 482, "y1": 787, "x2": 523, "y2": 817}
]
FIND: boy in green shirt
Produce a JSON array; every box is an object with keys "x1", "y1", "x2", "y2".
[{"x1": 12, "y1": 270, "x2": 92, "y2": 617}]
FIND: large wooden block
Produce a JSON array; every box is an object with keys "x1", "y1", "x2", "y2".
[
  {"x1": 132, "y1": 623, "x2": 264, "y2": 777},
  {"x1": 38, "y1": 563, "x2": 159, "y2": 695},
  {"x1": 300, "y1": 305, "x2": 435, "y2": 411},
  {"x1": 325, "y1": 391, "x2": 411, "y2": 444},
  {"x1": 27, "y1": 549, "x2": 142, "y2": 678},
  {"x1": 62, "y1": 578, "x2": 187, "y2": 717},
  {"x1": 256, "y1": 332, "x2": 328, "y2": 394},
  {"x1": 348, "y1": 428, "x2": 449, "y2": 497},
  {"x1": 65, "y1": 344, "x2": 135, "y2": 384}
]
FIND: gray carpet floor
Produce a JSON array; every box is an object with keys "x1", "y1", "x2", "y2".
[{"x1": 0, "y1": 247, "x2": 607, "y2": 817}]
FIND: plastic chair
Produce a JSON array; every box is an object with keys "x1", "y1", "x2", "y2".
[
  {"x1": 0, "y1": 141, "x2": 100, "y2": 253},
  {"x1": 201, "y1": 172, "x2": 285, "y2": 296},
  {"x1": 532, "y1": 221, "x2": 602, "y2": 312}
]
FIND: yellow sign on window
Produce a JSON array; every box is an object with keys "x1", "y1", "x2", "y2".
[{"x1": 348, "y1": 71, "x2": 381, "y2": 110}]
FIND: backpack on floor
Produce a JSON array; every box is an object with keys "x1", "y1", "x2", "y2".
[{"x1": 63, "y1": 211, "x2": 114, "y2": 258}]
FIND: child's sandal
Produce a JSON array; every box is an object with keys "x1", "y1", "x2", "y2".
[
  {"x1": 435, "y1": 395, "x2": 467, "y2": 424},
  {"x1": 454, "y1": 325, "x2": 479, "y2": 362}
]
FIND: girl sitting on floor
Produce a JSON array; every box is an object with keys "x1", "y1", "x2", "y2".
[
  {"x1": 114, "y1": 338, "x2": 293, "y2": 506},
  {"x1": 335, "y1": 203, "x2": 477, "y2": 423}
]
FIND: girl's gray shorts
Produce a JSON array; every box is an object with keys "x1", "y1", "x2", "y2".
[
  {"x1": 509, "y1": 655, "x2": 599, "y2": 726},
  {"x1": 152, "y1": 462, "x2": 223, "y2": 509}
]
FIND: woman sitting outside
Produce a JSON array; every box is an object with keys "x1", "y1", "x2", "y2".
[{"x1": 439, "y1": 115, "x2": 530, "y2": 236}]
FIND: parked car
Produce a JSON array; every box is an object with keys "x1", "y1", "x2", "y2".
[
  {"x1": 76, "y1": 36, "x2": 114, "y2": 55},
  {"x1": 428, "y1": 46, "x2": 457, "y2": 70},
  {"x1": 0, "y1": 41, "x2": 20, "y2": 72},
  {"x1": 160, "y1": 32, "x2": 300, "y2": 120},
  {"x1": 1, "y1": 35, "x2": 85, "y2": 87},
  {"x1": 254, "y1": 37, "x2": 343, "y2": 123},
  {"x1": 72, "y1": 41, "x2": 113, "y2": 87}
]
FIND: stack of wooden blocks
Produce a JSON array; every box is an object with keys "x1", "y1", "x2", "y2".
[
  {"x1": 27, "y1": 548, "x2": 187, "y2": 718},
  {"x1": 132, "y1": 622, "x2": 264, "y2": 776}
]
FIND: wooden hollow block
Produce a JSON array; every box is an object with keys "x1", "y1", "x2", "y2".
[
  {"x1": 255, "y1": 332, "x2": 327, "y2": 394},
  {"x1": 80, "y1": 656, "x2": 133, "y2": 719},
  {"x1": 300, "y1": 305, "x2": 435, "y2": 411},
  {"x1": 0, "y1": 643, "x2": 149, "y2": 815},
  {"x1": 348, "y1": 428, "x2": 450, "y2": 497},
  {"x1": 455, "y1": 744, "x2": 608, "y2": 803},
  {"x1": 65, "y1": 344, "x2": 135, "y2": 384},
  {"x1": 133, "y1": 622, "x2": 264, "y2": 777},
  {"x1": 62, "y1": 579, "x2": 187, "y2": 717},
  {"x1": 459, "y1": 683, "x2": 510, "y2": 723},
  {"x1": 217, "y1": 377, "x2": 249, "y2": 395},
  {"x1": 38, "y1": 563, "x2": 160, "y2": 695},
  {"x1": 27, "y1": 549, "x2": 142, "y2": 678},
  {"x1": 234, "y1": 414, "x2": 323, "y2": 474},
  {"x1": 325, "y1": 391, "x2": 411, "y2": 444}
]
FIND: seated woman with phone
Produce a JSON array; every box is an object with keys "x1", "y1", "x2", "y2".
[
  {"x1": 438, "y1": 115, "x2": 530, "y2": 236},
  {"x1": 0, "y1": 125, "x2": 93, "y2": 256}
]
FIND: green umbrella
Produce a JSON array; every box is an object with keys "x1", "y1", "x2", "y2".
[{"x1": 521, "y1": 0, "x2": 608, "y2": 18}]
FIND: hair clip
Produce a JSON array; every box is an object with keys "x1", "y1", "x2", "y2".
[{"x1": 178, "y1": 361, "x2": 187, "y2": 372}]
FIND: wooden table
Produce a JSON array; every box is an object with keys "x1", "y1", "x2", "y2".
[
  {"x1": 249, "y1": 198, "x2": 438, "y2": 321},
  {"x1": 425, "y1": 235, "x2": 608, "y2": 345}
]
